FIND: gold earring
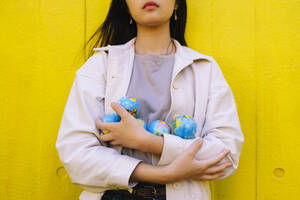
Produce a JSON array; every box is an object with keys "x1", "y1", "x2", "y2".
[
  {"x1": 130, "y1": 18, "x2": 133, "y2": 24},
  {"x1": 174, "y1": 10, "x2": 177, "y2": 21}
]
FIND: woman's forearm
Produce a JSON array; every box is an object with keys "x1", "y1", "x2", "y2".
[
  {"x1": 129, "y1": 161, "x2": 174, "y2": 184},
  {"x1": 137, "y1": 131, "x2": 164, "y2": 155},
  {"x1": 131, "y1": 138, "x2": 233, "y2": 184}
]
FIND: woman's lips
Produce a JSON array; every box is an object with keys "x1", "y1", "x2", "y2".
[{"x1": 143, "y1": 2, "x2": 158, "y2": 10}]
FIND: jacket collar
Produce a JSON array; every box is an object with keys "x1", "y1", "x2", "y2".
[
  {"x1": 123, "y1": 37, "x2": 210, "y2": 60},
  {"x1": 94, "y1": 37, "x2": 210, "y2": 82},
  {"x1": 93, "y1": 36, "x2": 210, "y2": 63}
]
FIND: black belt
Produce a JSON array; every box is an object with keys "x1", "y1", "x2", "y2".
[{"x1": 103, "y1": 182, "x2": 166, "y2": 199}]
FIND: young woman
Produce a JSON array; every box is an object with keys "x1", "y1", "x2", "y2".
[{"x1": 56, "y1": 0, "x2": 244, "y2": 200}]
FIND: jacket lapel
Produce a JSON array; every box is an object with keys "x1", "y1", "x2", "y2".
[
  {"x1": 99, "y1": 38, "x2": 136, "y2": 114},
  {"x1": 171, "y1": 39, "x2": 211, "y2": 79},
  {"x1": 165, "y1": 39, "x2": 211, "y2": 123}
]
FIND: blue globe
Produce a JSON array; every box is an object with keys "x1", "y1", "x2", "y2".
[
  {"x1": 148, "y1": 120, "x2": 171, "y2": 136},
  {"x1": 118, "y1": 97, "x2": 140, "y2": 117},
  {"x1": 173, "y1": 115, "x2": 197, "y2": 139}
]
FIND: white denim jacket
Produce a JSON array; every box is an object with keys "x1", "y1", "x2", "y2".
[{"x1": 55, "y1": 37, "x2": 244, "y2": 200}]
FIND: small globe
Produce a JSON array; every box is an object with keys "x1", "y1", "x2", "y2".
[
  {"x1": 101, "y1": 113, "x2": 121, "y2": 134},
  {"x1": 148, "y1": 120, "x2": 171, "y2": 136},
  {"x1": 173, "y1": 115, "x2": 197, "y2": 139},
  {"x1": 118, "y1": 97, "x2": 140, "y2": 117},
  {"x1": 137, "y1": 118, "x2": 147, "y2": 130}
]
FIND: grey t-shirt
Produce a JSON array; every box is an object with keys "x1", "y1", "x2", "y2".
[{"x1": 121, "y1": 52, "x2": 175, "y2": 164}]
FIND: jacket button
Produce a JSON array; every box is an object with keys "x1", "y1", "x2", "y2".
[{"x1": 172, "y1": 182, "x2": 181, "y2": 190}]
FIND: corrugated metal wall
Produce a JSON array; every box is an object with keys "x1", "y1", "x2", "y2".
[{"x1": 0, "y1": 0, "x2": 299, "y2": 199}]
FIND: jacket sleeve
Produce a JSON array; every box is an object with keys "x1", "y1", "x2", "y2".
[
  {"x1": 55, "y1": 53, "x2": 142, "y2": 193},
  {"x1": 157, "y1": 57, "x2": 244, "y2": 180}
]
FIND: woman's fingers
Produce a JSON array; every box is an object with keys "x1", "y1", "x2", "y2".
[
  {"x1": 198, "y1": 150, "x2": 231, "y2": 169},
  {"x1": 110, "y1": 102, "x2": 131, "y2": 120},
  {"x1": 193, "y1": 170, "x2": 226, "y2": 181},
  {"x1": 203, "y1": 162, "x2": 232, "y2": 174},
  {"x1": 99, "y1": 132, "x2": 114, "y2": 142},
  {"x1": 186, "y1": 138, "x2": 204, "y2": 157},
  {"x1": 96, "y1": 117, "x2": 115, "y2": 132},
  {"x1": 109, "y1": 140, "x2": 120, "y2": 145}
]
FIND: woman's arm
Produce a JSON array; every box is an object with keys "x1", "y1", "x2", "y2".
[
  {"x1": 146, "y1": 57, "x2": 244, "y2": 181},
  {"x1": 56, "y1": 53, "x2": 144, "y2": 193},
  {"x1": 97, "y1": 114, "x2": 233, "y2": 182},
  {"x1": 97, "y1": 108, "x2": 164, "y2": 156},
  {"x1": 129, "y1": 139, "x2": 232, "y2": 184}
]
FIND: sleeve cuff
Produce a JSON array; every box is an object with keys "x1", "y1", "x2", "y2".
[
  {"x1": 157, "y1": 133, "x2": 188, "y2": 165},
  {"x1": 108, "y1": 156, "x2": 143, "y2": 190},
  {"x1": 128, "y1": 159, "x2": 143, "y2": 189}
]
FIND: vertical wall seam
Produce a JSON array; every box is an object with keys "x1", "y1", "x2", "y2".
[
  {"x1": 37, "y1": 0, "x2": 43, "y2": 197},
  {"x1": 254, "y1": 0, "x2": 258, "y2": 199},
  {"x1": 83, "y1": 0, "x2": 87, "y2": 61}
]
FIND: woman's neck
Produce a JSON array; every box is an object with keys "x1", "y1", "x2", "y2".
[{"x1": 134, "y1": 21, "x2": 176, "y2": 55}]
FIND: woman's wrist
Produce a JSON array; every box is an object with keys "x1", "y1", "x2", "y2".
[
  {"x1": 130, "y1": 161, "x2": 177, "y2": 184},
  {"x1": 137, "y1": 130, "x2": 164, "y2": 155}
]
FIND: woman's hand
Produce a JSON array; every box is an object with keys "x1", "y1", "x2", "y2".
[
  {"x1": 96, "y1": 102, "x2": 148, "y2": 150},
  {"x1": 166, "y1": 138, "x2": 233, "y2": 181}
]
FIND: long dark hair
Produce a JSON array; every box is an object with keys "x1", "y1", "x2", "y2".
[{"x1": 83, "y1": 0, "x2": 187, "y2": 60}]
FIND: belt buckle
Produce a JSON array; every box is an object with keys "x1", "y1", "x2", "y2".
[{"x1": 143, "y1": 185, "x2": 158, "y2": 197}]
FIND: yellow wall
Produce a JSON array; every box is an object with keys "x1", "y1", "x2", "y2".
[{"x1": 0, "y1": 0, "x2": 299, "y2": 199}]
